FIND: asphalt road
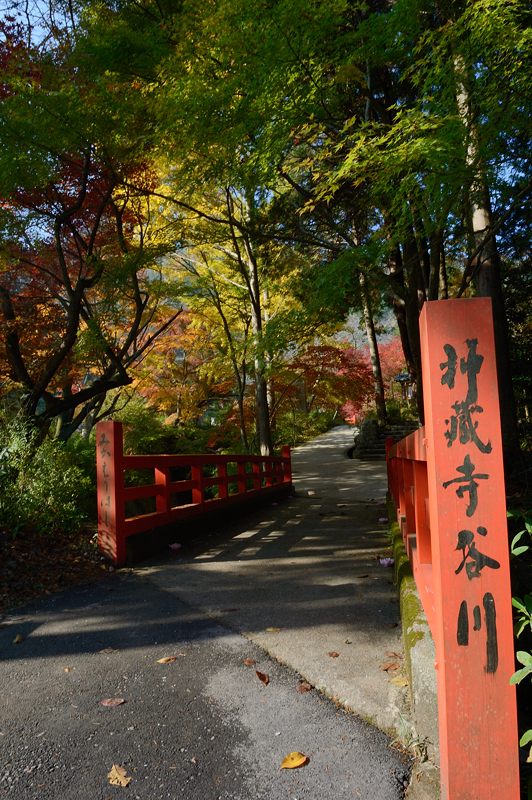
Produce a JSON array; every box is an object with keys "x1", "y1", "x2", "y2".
[{"x1": 0, "y1": 572, "x2": 411, "y2": 800}]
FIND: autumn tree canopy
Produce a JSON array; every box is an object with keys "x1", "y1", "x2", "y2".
[{"x1": 0, "y1": 0, "x2": 529, "y2": 459}]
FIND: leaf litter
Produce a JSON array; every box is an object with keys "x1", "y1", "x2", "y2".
[
  {"x1": 107, "y1": 764, "x2": 132, "y2": 787},
  {"x1": 280, "y1": 752, "x2": 309, "y2": 769},
  {"x1": 100, "y1": 698, "x2": 126, "y2": 707}
]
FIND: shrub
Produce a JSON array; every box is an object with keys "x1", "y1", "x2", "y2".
[
  {"x1": 0, "y1": 415, "x2": 91, "y2": 535},
  {"x1": 272, "y1": 409, "x2": 337, "y2": 448}
]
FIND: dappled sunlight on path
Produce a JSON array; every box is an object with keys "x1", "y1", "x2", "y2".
[{"x1": 136, "y1": 425, "x2": 409, "y2": 736}]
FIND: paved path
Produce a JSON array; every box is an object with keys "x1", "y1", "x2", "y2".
[
  {"x1": 0, "y1": 426, "x2": 413, "y2": 799},
  {"x1": 141, "y1": 425, "x2": 410, "y2": 737}
]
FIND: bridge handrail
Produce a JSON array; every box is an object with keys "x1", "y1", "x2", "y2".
[
  {"x1": 386, "y1": 427, "x2": 435, "y2": 630},
  {"x1": 96, "y1": 420, "x2": 292, "y2": 566}
]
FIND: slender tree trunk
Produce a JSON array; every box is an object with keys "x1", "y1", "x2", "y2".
[
  {"x1": 262, "y1": 287, "x2": 276, "y2": 433},
  {"x1": 387, "y1": 246, "x2": 417, "y2": 379},
  {"x1": 400, "y1": 231, "x2": 427, "y2": 422},
  {"x1": 439, "y1": 243, "x2": 449, "y2": 299},
  {"x1": 428, "y1": 229, "x2": 443, "y2": 301},
  {"x1": 226, "y1": 190, "x2": 273, "y2": 456},
  {"x1": 247, "y1": 254, "x2": 273, "y2": 456},
  {"x1": 454, "y1": 56, "x2": 521, "y2": 467},
  {"x1": 358, "y1": 271, "x2": 387, "y2": 425},
  {"x1": 236, "y1": 386, "x2": 249, "y2": 452},
  {"x1": 208, "y1": 284, "x2": 250, "y2": 452}
]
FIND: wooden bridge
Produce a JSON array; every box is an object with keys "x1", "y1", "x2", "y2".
[{"x1": 96, "y1": 421, "x2": 292, "y2": 566}]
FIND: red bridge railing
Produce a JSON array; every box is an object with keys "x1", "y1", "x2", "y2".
[
  {"x1": 96, "y1": 420, "x2": 292, "y2": 566},
  {"x1": 386, "y1": 299, "x2": 519, "y2": 800}
]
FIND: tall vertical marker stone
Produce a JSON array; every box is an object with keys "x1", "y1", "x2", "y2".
[{"x1": 419, "y1": 298, "x2": 519, "y2": 799}]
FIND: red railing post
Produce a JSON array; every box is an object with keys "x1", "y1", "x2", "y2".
[
  {"x1": 155, "y1": 466, "x2": 170, "y2": 518},
  {"x1": 419, "y1": 298, "x2": 519, "y2": 799},
  {"x1": 96, "y1": 420, "x2": 126, "y2": 566},
  {"x1": 252, "y1": 460, "x2": 261, "y2": 489},
  {"x1": 237, "y1": 461, "x2": 247, "y2": 494},
  {"x1": 217, "y1": 462, "x2": 228, "y2": 499},
  {"x1": 413, "y1": 460, "x2": 431, "y2": 565},
  {"x1": 191, "y1": 463, "x2": 203, "y2": 505},
  {"x1": 281, "y1": 445, "x2": 292, "y2": 484}
]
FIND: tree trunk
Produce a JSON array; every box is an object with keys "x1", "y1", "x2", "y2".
[
  {"x1": 400, "y1": 231, "x2": 427, "y2": 422},
  {"x1": 470, "y1": 187, "x2": 521, "y2": 467},
  {"x1": 439, "y1": 243, "x2": 449, "y2": 299},
  {"x1": 358, "y1": 271, "x2": 387, "y2": 425},
  {"x1": 387, "y1": 246, "x2": 417, "y2": 378},
  {"x1": 263, "y1": 287, "x2": 276, "y2": 433},
  {"x1": 428, "y1": 229, "x2": 443, "y2": 301},
  {"x1": 247, "y1": 253, "x2": 273, "y2": 455},
  {"x1": 236, "y1": 384, "x2": 250, "y2": 453},
  {"x1": 454, "y1": 56, "x2": 521, "y2": 467}
]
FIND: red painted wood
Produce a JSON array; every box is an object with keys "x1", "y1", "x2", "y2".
[
  {"x1": 419, "y1": 298, "x2": 519, "y2": 799},
  {"x1": 96, "y1": 420, "x2": 126, "y2": 565},
  {"x1": 217, "y1": 463, "x2": 228, "y2": 499},
  {"x1": 386, "y1": 299, "x2": 519, "y2": 799},
  {"x1": 96, "y1": 421, "x2": 292, "y2": 567}
]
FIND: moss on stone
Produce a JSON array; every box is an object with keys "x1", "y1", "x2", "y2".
[{"x1": 385, "y1": 498, "x2": 427, "y2": 693}]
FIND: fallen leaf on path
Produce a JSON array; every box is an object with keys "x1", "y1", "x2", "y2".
[
  {"x1": 99, "y1": 648, "x2": 117, "y2": 654},
  {"x1": 344, "y1": 639, "x2": 352, "y2": 644},
  {"x1": 100, "y1": 698, "x2": 126, "y2": 707},
  {"x1": 385, "y1": 651, "x2": 402, "y2": 660},
  {"x1": 107, "y1": 764, "x2": 132, "y2": 787},
  {"x1": 390, "y1": 676, "x2": 409, "y2": 687},
  {"x1": 157, "y1": 656, "x2": 177, "y2": 664},
  {"x1": 256, "y1": 670, "x2": 270, "y2": 685},
  {"x1": 243, "y1": 658, "x2": 256, "y2": 667},
  {"x1": 380, "y1": 661, "x2": 400, "y2": 672},
  {"x1": 280, "y1": 752, "x2": 309, "y2": 769},
  {"x1": 63, "y1": 667, "x2": 73, "y2": 673},
  {"x1": 265, "y1": 627, "x2": 281, "y2": 633},
  {"x1": 296, "y1": 681, "x2": 312, "y2": 694},
  {"x1": 327, "y1": 651, "x2": 340, "y2": 658},
  {"x1": 13, "y1": 634, "x2": 24, "y2": 644}
]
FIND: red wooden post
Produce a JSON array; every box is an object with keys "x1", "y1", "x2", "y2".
[
  {"x1": 217, "y1": 462, "x2": 228, "y2": 499},
  {"x1": 237, "y1": 461, "x2": 247, "y2": 494},
  {"x1": 155, "y1": 466, "x2": 170, "y2": 517},
  {"x1": 402, "y1": 458, "x2": 416, "y2": 558},
  {"x1": 96, "y1": 420, "x2": 127, "y2": 566},
  {"x1": 281, "y1": 446, "x2": 292, "y2": 484},
  {"x1": 419, "y1": 298, "x2": 519, "y2": 799},
  {"x1": 191, "y1": 463, "x2": 203, "y2": 505},
  {"x1": 252, "y1": 460, "x2": 261, "y2": 489},
  {"x1": 413, "y1": 461, "x2": 431, "y2": 565}
]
